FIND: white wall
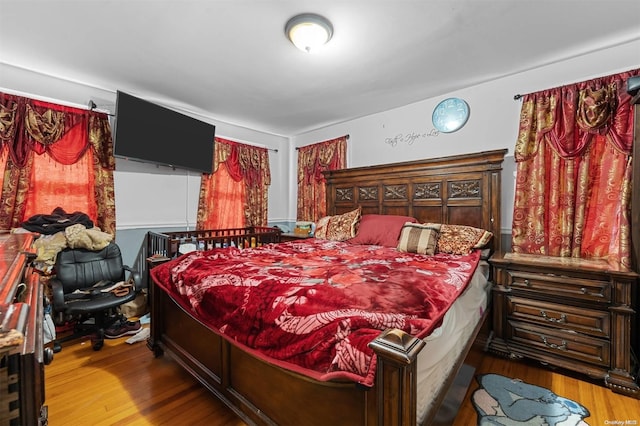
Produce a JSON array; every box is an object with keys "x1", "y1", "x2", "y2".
[
  {"x1": 292, "y1": 39, "x2": 640, "y2": 234},
  {"x1": 2, "y1": 39, "x2": 639, "y2": 235}
]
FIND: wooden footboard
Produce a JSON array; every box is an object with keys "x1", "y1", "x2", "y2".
[{"x1": 147, "y1": 271, "x2": 489, "y2": 426}]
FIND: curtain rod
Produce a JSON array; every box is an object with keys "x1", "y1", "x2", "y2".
[
  {"x1": 513, "y1": 67, "x2": 640, "y2": 101},
  {"x1": 216, "y1": 134, "x2": 278, "y2": 153},
  {"x1": 0, "y1": 86, "x2": 114, "y2": 115},
  {"x1": 88, "y1": 99, "x2": 114, "y2": 116},
  {"x1": 295, "y1": 134, "x2": 350, "y2": 150}
]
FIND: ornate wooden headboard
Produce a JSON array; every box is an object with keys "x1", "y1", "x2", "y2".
[{"x1": 324, "y1": 149, "x2": 508, "y2": 253}]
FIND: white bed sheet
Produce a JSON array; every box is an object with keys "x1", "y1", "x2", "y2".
[{"x1": 416, "y1": 260, "x2": 491, "y2": 424}]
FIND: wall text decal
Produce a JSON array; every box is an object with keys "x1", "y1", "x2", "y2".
[{"x1": 384, "y1": 129, "x2": 439, "y2": 147}]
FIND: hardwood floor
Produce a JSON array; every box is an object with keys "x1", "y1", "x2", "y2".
[
  {"x1": 45, "y1": 329, "x2": 640, "y2": 425},
  {"x1": 45, "y1": 328, "x2": 245, "y2": 426}
]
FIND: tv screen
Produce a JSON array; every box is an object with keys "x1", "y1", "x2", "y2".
[{"x1": 113, "y1": 91, "x2": 216, "y2": 174}]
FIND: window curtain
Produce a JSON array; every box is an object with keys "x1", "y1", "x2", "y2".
[
  {"x1": 296, "y1": 135, "x2": 347, "y2": 222},
  {"x1": 197, "y1": 137, "x2": 270, "y2": 229},
  {"x1": 0, "y1": 92, "x2": 115, "y2": 234},
  {"x1": 511, "y1": 68, "x2": 639, "y2": 268}
]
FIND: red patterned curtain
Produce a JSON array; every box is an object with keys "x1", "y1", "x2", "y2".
[
  {"x1": 0, "y1": 92, "x2": 115, "y2": 234},
  {"x1": 511, "y1": 69, "x2": 639, "y2": 268},
  {"x1": 197, "y1": 137, "x2": 270, "y2": 229},
  {"x1": 297, "y1": 136, "x2": 347, "y2": 222}
]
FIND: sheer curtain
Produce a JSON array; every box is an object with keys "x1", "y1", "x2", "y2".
[
  {"x1": 511, "y1": 68, "x2": 639, "y2": 268},
  {"x1": 197, "y1": 137, "x2": 270, "y2": 229},
  {"x1": 0, "y1": 92, "x2": 115, "y2": 234},
  {"x1": 296, "y1": 136, "x2": 347, "y2": 222}
]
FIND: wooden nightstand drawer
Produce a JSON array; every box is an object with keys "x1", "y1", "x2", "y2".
[
  {"x1": 507, "y1": 320, "x2": 610, "y2": 367},
  {"x1": 507, "y1": 296, "x2": 610, "y2": 338},
  {"x1": 507, "y1": 270, "x2": 610, "y2": 303}
]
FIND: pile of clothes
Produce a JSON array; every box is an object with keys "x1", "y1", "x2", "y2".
[{"x1": 18, "y1": 207, "x2": 113, "y2": 274}]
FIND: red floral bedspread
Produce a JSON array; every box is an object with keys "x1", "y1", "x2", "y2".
[{"x1": 151, "y1": 239, "x2": 481, "y2": 387}]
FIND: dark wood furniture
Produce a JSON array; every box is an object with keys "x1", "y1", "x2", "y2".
[
  {"x1": 146, "y1": 149, "x2": 507, "y2": 426},
  {"x1": 279, "y1": 232, "x2": 312, "y2": 242},
  {"x1": 325, "y1": 150, "x2": 505, "y2": 255},
  {"x1": 0, "y1": 232, "x2": 51, "y2": 425},
  {"x1": 147, "y1": 226, "x2": 281, "y2": 259},
  {"x1": 489, "y1": 253, "x2": 639, "y2": 397}
]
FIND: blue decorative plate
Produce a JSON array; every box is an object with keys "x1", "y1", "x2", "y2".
[{"x1": 432, "y1": 98, "x2": 470, "y2": 133}]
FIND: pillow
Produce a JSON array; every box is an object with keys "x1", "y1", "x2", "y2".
[
  {"x1": 432, "y1": 223, "x2": 493, "y2": 255},
  {"x1": 396, "y1": 223, "x2": 440, "y2": 255},
  {"x1": 347, "y1": 214, "x2": 417, "y2": 247},
  {"x1": 314, "y1": 208, "x2": 361, "y2": 241}
]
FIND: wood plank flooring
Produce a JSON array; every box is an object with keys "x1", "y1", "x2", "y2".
[
  {"x1": 45, "y1": 329, "x2": 244, "y2": 426},
  {"x1": 45, "y1": 329, "x2": 640, "y2": 425}
]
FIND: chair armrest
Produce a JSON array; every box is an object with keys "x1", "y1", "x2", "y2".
[
  {"x1": 50, "y1": 278, "x2": 66, "y2": 312},
  {"x1": 123, "y1": 265, "x2": 143, "y2": 291}
]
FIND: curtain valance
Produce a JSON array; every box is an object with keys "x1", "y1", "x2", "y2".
[
  {"x1": 213, "y1": 137, "x2": 270, "y2": 188},
  {"x1": 514, "y1": 68, "x2": 639, "y2": 162},
  {"x1": 0, "y1": 93, "x2": 113, "y2": 170}
]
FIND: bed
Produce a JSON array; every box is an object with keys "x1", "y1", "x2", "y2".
[{"x1": 146, "y1": 149, "x2": 507, "y2": 426}]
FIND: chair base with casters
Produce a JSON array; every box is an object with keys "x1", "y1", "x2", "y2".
[
  {"x1": 50, "y1": 242, "x2": 144, "y2": 352},
  {"x1": 52, "y1": 304, "x2": 135, "y2": 352}
]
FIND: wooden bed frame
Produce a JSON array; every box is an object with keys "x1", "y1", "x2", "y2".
[{"x1": 146, "y1": 149, "x2": 507, "y2": 426}]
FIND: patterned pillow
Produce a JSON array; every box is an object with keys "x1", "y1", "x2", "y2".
[
  {"x1": 314, "y1": 208, "x2": 361, "y2": 241},
  {"x1": 397, "y1": 223, "x2": 439, "y2": 255},
  {"x1": 433, "y1": 223, "x2": 493, "y2": 255}
]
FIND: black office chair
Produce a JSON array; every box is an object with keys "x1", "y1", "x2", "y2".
[{"x1": 50, "y1": 242, "x2": 143, "y2": 351}]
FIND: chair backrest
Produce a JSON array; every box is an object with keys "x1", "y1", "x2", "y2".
[{"x1": 55, "y1": 242, "x2": 125, "y2": 293}]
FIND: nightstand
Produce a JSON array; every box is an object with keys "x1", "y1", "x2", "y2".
[{"x1": 488, "y1": 251, "x2": 639, "y2": 398}]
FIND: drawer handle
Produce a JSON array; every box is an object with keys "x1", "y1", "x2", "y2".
[
  {"x1": 541, "y1": 336, "x2": 567, "y2": 351},
  {"x1": 540, "y1": 310, "x2": 566, "y2": 323},
  {"x1": 580, "y1": 287, "x2": 605, "y2": 298},
  {"x1": 523, "y1": 279, "x2": 531, "y2": 287}
]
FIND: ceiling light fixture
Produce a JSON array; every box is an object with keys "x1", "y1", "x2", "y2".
[{"x1": 285, "y1": 13, "x2": 333, "y2": 53}]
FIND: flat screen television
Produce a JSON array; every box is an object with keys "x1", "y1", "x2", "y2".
[{"x1": 113, "y1": 91, "x2": 216, "y2": 174}]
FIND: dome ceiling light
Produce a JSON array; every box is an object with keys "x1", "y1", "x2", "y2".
[{"x1": 285, "y1": 13, "x2": 333, "y2": 53}]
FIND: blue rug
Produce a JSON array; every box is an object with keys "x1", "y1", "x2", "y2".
[{"x1": 472, "y1": 373, "x2": 590, "y2": 425}]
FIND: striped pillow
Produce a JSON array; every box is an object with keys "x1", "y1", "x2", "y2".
[{"x1": 396, "y1": 223, "x2": 439, "y2": 255}]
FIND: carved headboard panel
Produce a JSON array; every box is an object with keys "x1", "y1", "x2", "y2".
[{"x1": 324, "y1": 149, "x2": 507, "y2": 253}]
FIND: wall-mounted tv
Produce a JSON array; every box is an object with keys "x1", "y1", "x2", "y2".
[{"x1": 113, "y1": 91, "x2": 216, "y2": 174}]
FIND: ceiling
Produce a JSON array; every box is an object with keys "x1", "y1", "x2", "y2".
[{"x1": 1, "y1": 1, "x2": 639, "y2": 137}]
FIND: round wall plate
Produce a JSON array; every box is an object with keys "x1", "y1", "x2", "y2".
[{"x1": 432, "y1": 98, "x2": 470, "y2": 133}]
